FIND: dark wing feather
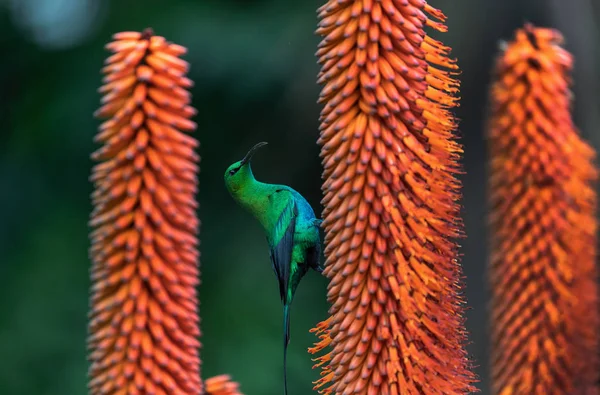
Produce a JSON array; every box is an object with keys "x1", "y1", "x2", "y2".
[
  {"x1": 307, "y1": 218, "x2": 324, "y2": 273},
  {"x1": 306, "y1": 244, "x2": 322, "y2": 274},
  {"x1": 269, "y1": 198, "x2": 298, "y2": 303}
]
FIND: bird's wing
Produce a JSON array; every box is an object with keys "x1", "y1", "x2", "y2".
[{"x1": 268, "y1": 195, "x2": 297, "y2": 303}]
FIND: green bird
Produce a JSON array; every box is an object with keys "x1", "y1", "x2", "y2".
[{"x1": 224, "y1": 142, "x2": 323, "y2": 395}]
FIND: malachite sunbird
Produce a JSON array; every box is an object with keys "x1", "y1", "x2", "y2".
[{"x1": 224, "y1": 142, "x2": 323, "y2": 395}]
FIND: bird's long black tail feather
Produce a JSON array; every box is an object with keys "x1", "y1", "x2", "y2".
[{"x1": 283, "y1": 303, "x2": 290, "y2": 395}]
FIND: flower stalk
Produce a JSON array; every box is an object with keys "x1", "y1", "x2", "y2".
[
  {"x1": 88, "y1": 29, "x2": 242, "y2": 395},
  {"x1": 309, "y1": 1, "x2": 476, "y2": 393},
  {"x1": 487, "y1": 23, "x2": 599, "y2": 394}
]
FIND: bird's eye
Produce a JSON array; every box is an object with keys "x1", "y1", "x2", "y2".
[{"x1": 229, "y1": 169, "x2": 237, "y2": 175}]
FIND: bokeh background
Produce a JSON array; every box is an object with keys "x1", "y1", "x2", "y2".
[{"x1": 1, "y1": 0, "x2": 599, "y2": 394}]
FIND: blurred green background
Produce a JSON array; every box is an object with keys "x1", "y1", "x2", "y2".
[{"x1": 0, "y1": 0, "x2": 599, "y2": 394}]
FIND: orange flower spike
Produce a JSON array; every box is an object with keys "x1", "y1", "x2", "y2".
[
  {"x1": 488, "y1": 24, "x2": 599, "y2": 394},
  {"x1": 88, "y1": 29, "x2": 202, "y2": 394},
  {"x1": 310, "y1": 1, "x2": 476, "y2": 394}
]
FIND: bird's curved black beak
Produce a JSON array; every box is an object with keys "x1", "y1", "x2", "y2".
[{"x1": 240, "y1": 141, "x2": 268, "y2": 165}]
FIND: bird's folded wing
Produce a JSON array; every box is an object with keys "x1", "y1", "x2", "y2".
[{"x1": 269, "y1": 197, "x2": 297, "y2": 303}]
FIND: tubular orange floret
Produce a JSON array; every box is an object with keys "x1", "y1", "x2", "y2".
[
  {"x1": 88, "y1": 29, "x2": 202, "y2": 394},
  {"x1": 310, "y1": 1, "x2": 476, "y2": 393},
  {"x1": 204, "y1": 375, "x2": 243, "y2": 395},
  {"x1": 488, "y1": 23, "x2": 599, "y2": 394}
]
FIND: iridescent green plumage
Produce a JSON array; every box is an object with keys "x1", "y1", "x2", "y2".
[{"x1": 224, "y1": 142, "x2": 323, "y2": 395}]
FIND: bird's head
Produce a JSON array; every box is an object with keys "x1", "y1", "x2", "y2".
[{"x1": 224, "y1": 141, "x2": 268, "y2": 194}]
